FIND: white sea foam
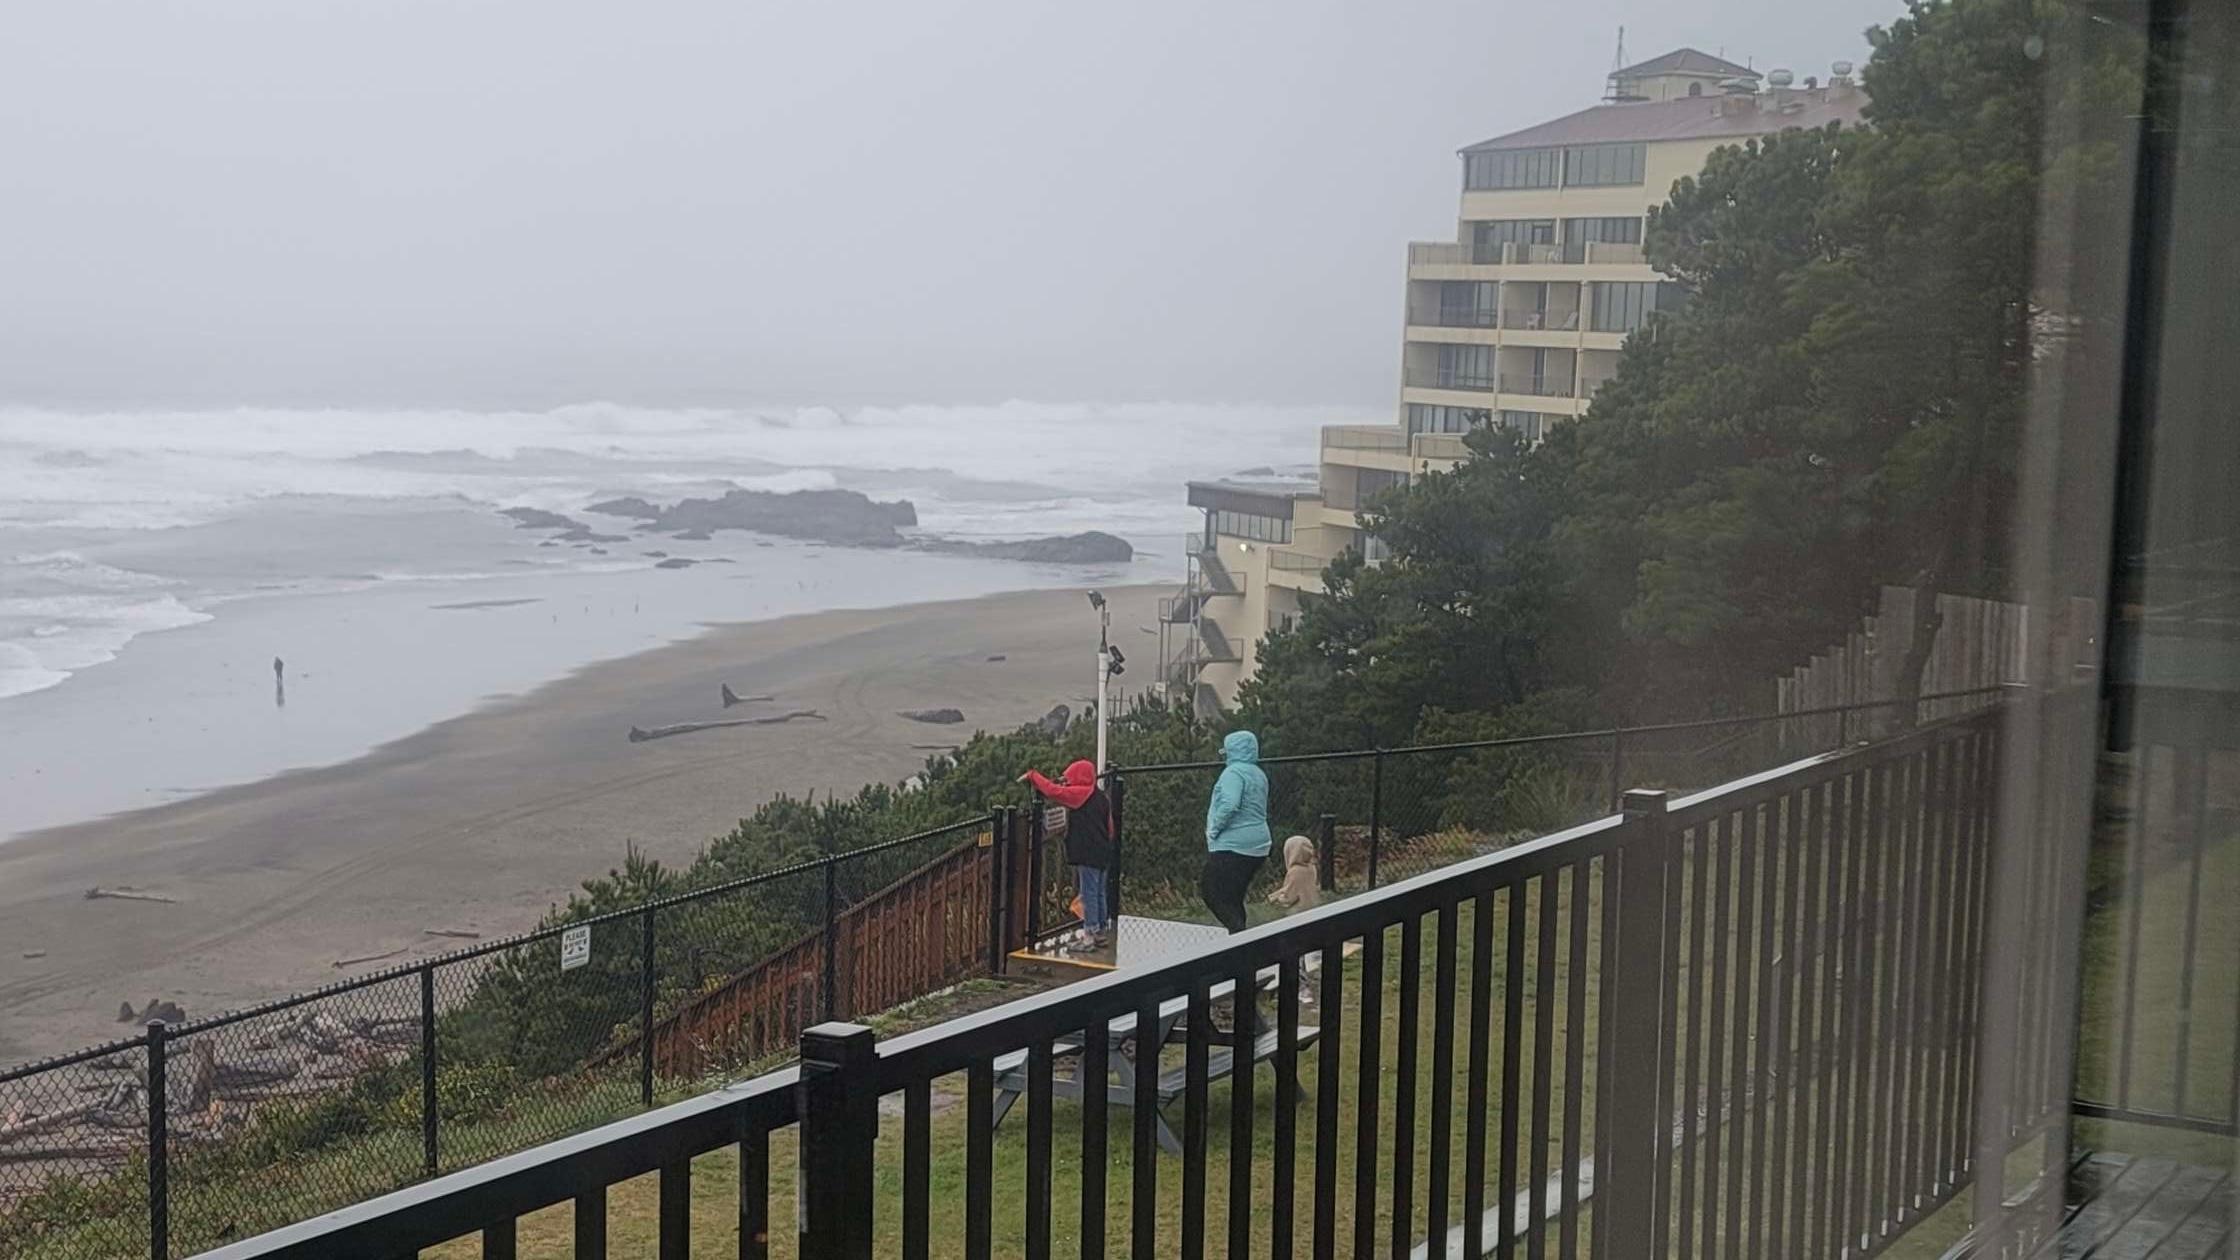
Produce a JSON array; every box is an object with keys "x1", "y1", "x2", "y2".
[
  {"x1": 0, "y1": 401, "x2": 1349, "y2": 701},
  {"x1": 0, "y1": 554, "x2": 212, "y2": 699}
]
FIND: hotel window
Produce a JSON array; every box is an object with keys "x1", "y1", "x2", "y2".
[
  {"x1": 1591, "y1": 280, "x2": 1687, "y2": 333},
  {"x1": 1211, "y1": 508, "x2": 1291, "y2": 544},
  {"x1": 1561, "y1": 216, "x2": 1643, "y2": 261},
  {"x1": 1472, "y1": 218, "x2": 1557, "y2": 262},
  {"x1": 1356, "y1": 469, "x2": 1409, "y2": 502},
  {"x1": 1563, "y1": 142, "x2": 1646, "y2": 187},
  {"x1": 1437, "y1": 281, "x2": 1498, "y2": 326},
  {"x1": 1435, "y1": 343, "x2": 1496, "y2": 389},
  {"x1": 1497, "y1": 410, "x2": 1549, "y2": 443},
  {"x1": 1464, "y1": 147, "x2": 1561, "y2": 191},
  {"x1": 1406, "y1": 403, "x2": 1490, "y2": 435}
]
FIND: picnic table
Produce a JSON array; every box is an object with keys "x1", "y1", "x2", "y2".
[{"x1": 992, "y1": 916, "x2": 1323, "y2": 1155}]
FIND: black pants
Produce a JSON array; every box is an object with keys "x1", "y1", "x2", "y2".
[{"x1": 1200, "y1": 850, "x2": 1267, "y2": 934}]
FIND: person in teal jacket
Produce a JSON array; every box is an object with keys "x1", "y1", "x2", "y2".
[{"x1": 1200, "y1": 729, "x2": 1273, "y2": 932}]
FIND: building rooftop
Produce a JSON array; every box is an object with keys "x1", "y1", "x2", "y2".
[
  {"x1": 1460, "y1": 87, "x2": 1867, "y2": 153},
  {"x1": 1611, "y1": 47, "x2": 1760, "y2": 81}
]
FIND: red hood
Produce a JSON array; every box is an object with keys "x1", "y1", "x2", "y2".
[{"x1": 1063, "y1": 759, "x2": 1098, "y2": 787}]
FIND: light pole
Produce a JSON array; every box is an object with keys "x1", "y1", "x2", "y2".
[{"x1": 1086, "y1": 591, "x2": 1123, "y2": 774}]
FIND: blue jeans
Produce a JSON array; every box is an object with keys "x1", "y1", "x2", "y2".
[{"x1": 1075, "y1": 865, "x2": 1109, "y2": 933}]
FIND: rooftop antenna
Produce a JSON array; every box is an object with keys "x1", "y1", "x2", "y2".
[{"x1": 1605, "y1": 26, "x2": 1647, "y2": 102}]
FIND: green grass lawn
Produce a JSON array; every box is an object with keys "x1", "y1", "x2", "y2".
[{"x1": 424, "y1": 879, "x2": 1608, "y2": 1259}]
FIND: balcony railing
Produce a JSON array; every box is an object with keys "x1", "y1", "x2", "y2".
[
  {"x1": 1501, "y1": 372, "x2": 1577, "y2": 398},
  {"x1": 1411, "y1": 432, "x2": 1471, "y2": 462},
  {"x1": 188, "y1": 695, "x2": 2038, "y2": 1260},
  {"x1": 1582, "y1": 241, "x2": 1646, "y2": 265},
  {"x1": 1499, "y1": 308, "x2": 1583, "y2": 332},
  {"x1": 1406, "y1": 240, "x2": 1473, "y2": 266},
  {"x1": 1266, "y1": 546, "x2": 1327, "y2": 572},
  {"x1": 1321, "y1": 424, "x2": 1411, "y2": 452},
  {"x1": 1403, "y1": 366, "x2": 1498, "y2": 393},
  {"x1": 1421, "y1": 306, "x2": 1500, "y2": 329}
]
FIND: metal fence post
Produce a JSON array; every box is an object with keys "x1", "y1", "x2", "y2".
[
  {"x1": 989, "y1": 808, "x2": 1012, "y2": 973},
  {"x1": 1108, "y1": 771, "x2": 1127, "y2": 923},
  {"x1": 1026, "y1": 799, "x2": 1045, "y2": 943},
  {"x1": 1368, "y1": 750, "x2": 1385, "y2": 889},
  {"x1": 821, "y1": 857, "x2": 841, "y2": 1020},
  {"x1": 797, "y1": 1022, "x2": 877, "y2": 1260},
  {"x1": 1317, "y1": 812, "x2": 1337, "y2": 893},
  {"x1": 1600, "y1": 789, "x2": 1673, "y2": 1259},
  {"x1": 639, "y1": 907, "x2": 657, "y2": 1106},
  {"x1": 1838, "y1": 703, "x2": 1853, "y2": 750},
  {"x1": 420, "y1": 964, "x2": 439, "y2": 1176},
  {"x1": 146, "y1": 1019, "x2": 167, "y2": 1260},
  {"x1": 1609, "y1": 727, "x2": 1627, "y2": 814}
]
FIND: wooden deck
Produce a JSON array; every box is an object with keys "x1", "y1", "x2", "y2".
[{"x1": 2030, "y1": 1153, "x2": 2233, "y2": 1259}]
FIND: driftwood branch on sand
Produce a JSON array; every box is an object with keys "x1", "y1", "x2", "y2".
[
  {"x1": 333, "y1": 947, "x2": 408, "y2": 969},
  {"x1": 84, "y1": 887, "x2": 177, "y2": 904},
  {"x1": 629, "y1": 710, "x2": 826, "y2": 743}
]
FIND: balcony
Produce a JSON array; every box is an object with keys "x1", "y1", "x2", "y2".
[
  {"x1": 1410, "y1": 240, "x2": 1653, "y2": 269},
  {"x1": 1320, "y1": 424, "x2": 1411, "y2": 452},
  {"x1": 1420, "y1": 306, "x2": 1500, "y2": 329},
  {"x1": 1405, "y1": 240, "x2": 1473, "y2": 266},
  {"x1": 1499, "y1": 308, "x2": 1582, "y2": 332},
  {"x1": 1411, "y1": 432, "x2": 1470, "y2": 463},
  {"x1": 1402, "y1": 365, "x2": 1498, "y2": 393},
  {"x1": 1501, "y1": 371, "x2": 1576, "y2": 398}
]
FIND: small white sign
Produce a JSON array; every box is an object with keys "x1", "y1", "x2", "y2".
[{"x1": 559, "y1": 925, "x2": 591, "y2": 971}]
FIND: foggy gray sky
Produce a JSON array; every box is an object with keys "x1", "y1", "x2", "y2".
[{"x1": 2, "y1": 1, "x2": 1895, "y2": 410}]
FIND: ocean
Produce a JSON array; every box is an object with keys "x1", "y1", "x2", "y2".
[{"x1": 0, "y1": 402, "x2": 1343, "y2": 837}]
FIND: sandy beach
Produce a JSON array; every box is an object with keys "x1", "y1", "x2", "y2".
[{"x1": 0, "y1": 584, "x2": 1158, "y2": 1065}]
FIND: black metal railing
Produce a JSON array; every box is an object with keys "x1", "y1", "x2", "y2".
[
  {"x1": 3, "y1": 686, "x2": 2020, "y2": 1260},
  {"x1": 183, "y1": 700, "x2": 2013, "y2": 1259}
]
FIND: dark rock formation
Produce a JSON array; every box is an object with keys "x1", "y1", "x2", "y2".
[
  {"x1": 1031, "y1": 704, "x2": 1070, "y2": 738},
  {"x1": 654, "y1": 557, "x2": 695, "y2": 569},
  {"x1": 899, "y1": 708, "x2": 965, "y2": 725},
  {"x1": 646, "y1": 488, "x2": 917, "y2": 546},
  {"x1": 586, "y1": 496, "x2": 664, "y2": 520},
  {"x1": 500, "y1": 507, "x2": 582, "y2": 531},
  {"x1": 919, "y1": 531, "x2": 1133, "y2": 564}
]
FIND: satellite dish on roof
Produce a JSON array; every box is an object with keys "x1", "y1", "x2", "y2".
[
  {"x1": 1767, "y1": 68, "x2": 1794, "y2": 87},
  {"x1": 1831, "y1": 60, "x2": 1855, "y2": 77}
]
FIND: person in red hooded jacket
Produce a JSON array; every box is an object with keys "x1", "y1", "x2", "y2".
[{"x1": 1017, "y1": 759, "x2": 1114, "y2": 945}]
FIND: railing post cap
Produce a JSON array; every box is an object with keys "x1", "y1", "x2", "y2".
[
  {"x1": 801, "y1": 1022, "x2": 877, "y2": 1069},
  {"x1": 1621, "y1": 789, "x2": 1670, "y2": 815}
]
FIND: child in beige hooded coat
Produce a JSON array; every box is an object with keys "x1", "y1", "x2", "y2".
[{"x1": 1267, "y1": 835, "x2": 1321, "y2": 1002}]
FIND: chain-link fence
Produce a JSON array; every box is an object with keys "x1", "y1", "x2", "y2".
[
  {"x1": 0, "y1": 813, "x2": 998, "y2": 1260},
  {"x1": 1103, "y1": 688, "x2": 2009, "y2": 931}
]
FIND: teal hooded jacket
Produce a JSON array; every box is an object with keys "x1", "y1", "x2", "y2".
[{"x1": 1205, "y1": 730, "x2": 1273, "y2": 856}]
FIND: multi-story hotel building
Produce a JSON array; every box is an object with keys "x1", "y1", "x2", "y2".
[{"x1": 1164, "y1": 50, "x2": 1869, "y2": 713}]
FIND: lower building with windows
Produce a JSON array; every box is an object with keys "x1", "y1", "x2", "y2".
[{"x1": 1166, "y1": 49, "x2": 1867, "y2": 709}]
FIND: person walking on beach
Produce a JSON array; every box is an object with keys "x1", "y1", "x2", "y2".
[
  {"x1": 1201, "y1": 730, "x2": 1271, "y2": 933},
  {"x1": 1019, "y1": 759, "x2": 1114, "y2": 947}
]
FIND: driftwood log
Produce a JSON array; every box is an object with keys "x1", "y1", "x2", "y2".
[{"x1": 629, "y1": 710, "x2": 826, "y2": 742}]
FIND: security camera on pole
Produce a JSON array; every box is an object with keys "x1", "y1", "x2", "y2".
[{"x1": 1086, "y1": 590, "x2": 1123, "y2": 774}]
